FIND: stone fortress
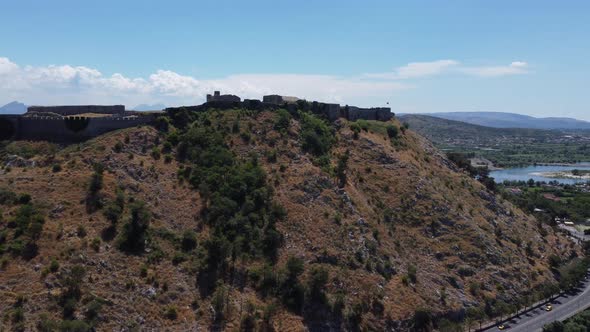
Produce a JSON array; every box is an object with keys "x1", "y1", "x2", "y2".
[
  {"x1": 0, "y1": 105, "x2": 156, "y2": 142},
  {"x1": 169, "y1": 91, "x2": 393, "y2": 122},
  {"x1": 0, "y1": 91, "x2": 392, "y2": 143}
]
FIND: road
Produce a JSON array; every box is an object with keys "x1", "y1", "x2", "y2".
[
  {"x1": 558, "y1": 224, "x2": 590, "y2": 242},
  {"x1": 481, "y1": 276, "x2": 590, "y2": 331}
]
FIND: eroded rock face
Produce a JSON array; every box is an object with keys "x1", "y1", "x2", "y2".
[{"x1": 5, "y1": 154, "x2": 36, "y2": 168}]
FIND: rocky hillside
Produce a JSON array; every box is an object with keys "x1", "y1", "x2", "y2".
[{"x1": 0, "y1": 108, "x2": 579, "y2": 331}]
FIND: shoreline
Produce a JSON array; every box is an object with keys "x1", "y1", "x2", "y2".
[
  {"x1": 532, "y1": 162, "x2": 590, "y2": 167},
  {"x1": 529, "y1": 171, "x2": 590, "y2": 180}
]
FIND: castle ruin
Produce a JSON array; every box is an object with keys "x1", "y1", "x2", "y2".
[
  {"x1": 206, "y1": 91, "x2": 241, "y2": 103},
  {"x1": 168, "y1": 92, "x2": 393, "y2": 122},
  {"x1": 0, "y1": 105, "x2": 156, "y2": 142},
  {"x1": 1, "y1": 91, "x2": 393, "y2": 143}
]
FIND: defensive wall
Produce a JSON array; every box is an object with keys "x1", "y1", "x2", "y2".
[
  {"x1": 166, "y1": 98, "x2": 393, "y2": 122},
  {"x1": 0, "y1": 115, "x2": 155, "y2": 142}
]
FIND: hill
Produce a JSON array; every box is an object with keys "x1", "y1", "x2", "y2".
[
  {"x1": 0, "y1": 108, "x2": 578, "y2": 331},
  {"x1": 398, "y1": 114, "x2": 561, "y2": 145},
  {"x1": 420, "y1": 111, "x2": 590, "y2": 130},
  {"x1": 399, "y1": 114, "x2": 590, "y2": 167},
  {"x1": 0, "y1": 101, "x2": 27, "y2": 114}
]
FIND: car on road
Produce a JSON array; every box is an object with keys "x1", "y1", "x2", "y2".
[
  {"x1": 498, "y1": 324, "x2": 506, "y2": 330},
  {"x1": 545, "y1": 304, "x2": 553, "y2": 311}
]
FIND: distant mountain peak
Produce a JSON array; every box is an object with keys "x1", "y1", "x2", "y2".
[{"x1": 0, "y1": 101, "x2": 27, "y2": 114}]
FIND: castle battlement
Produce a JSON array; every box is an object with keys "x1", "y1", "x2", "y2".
[{"x1": 0, "y1": 112, "x2": 156, "y2": 142}]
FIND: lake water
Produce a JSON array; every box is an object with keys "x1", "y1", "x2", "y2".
[{"x1": 490, "y1": 163, "x2": 590, "y2": 184}]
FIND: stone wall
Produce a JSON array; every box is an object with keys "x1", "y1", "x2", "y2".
[
  {"x1": 343, "y1": 106, "x2": 393, "y2": 122},
  {"x1": 263, "y1": 95, "x2": 300, "y2": 104},
  {"x1": 166, "y1": 100, "x2": 393, "y2": 123},
  {"x1": 0, "y1": 115, "x2": 155, "y2": 143},
  {"x1": 206, "y1": 91, "x2": 240, "y2": 103},
  {"x1": 27, "y1": 105, "x2": 125, "y2": 116}
]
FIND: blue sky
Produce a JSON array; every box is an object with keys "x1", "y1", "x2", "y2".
[{"x1": 1, "y1": 0, "x2": 589, "y2": 119}]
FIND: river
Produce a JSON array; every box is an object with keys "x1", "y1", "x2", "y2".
[{"x1": 489, "y1": 163, "x2": 590, "y2": 184}]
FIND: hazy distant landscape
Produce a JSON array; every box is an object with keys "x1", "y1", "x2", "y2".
[
  {"x1": 418, "y1": 111, "x2": 590, "y2": 130},
  {"x1": 400, "y1": 114, "x2": 590, "y2": 167}
]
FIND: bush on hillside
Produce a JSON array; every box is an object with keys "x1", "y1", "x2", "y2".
[
  {"x1": 118, "y1": 200, "x2": 151, "y2": 254},
  {"x1": 386, "y1": 125, "x2": 398, "y2": 138},
  {"x1": 300, "y1": 112, "x2": 335, "y2": 157}
]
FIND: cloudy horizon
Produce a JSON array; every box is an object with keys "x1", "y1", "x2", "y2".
[{"x1": 1, "y1": 1, "x2": 589, "y2": 120}]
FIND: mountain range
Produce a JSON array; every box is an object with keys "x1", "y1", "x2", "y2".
[{"x1": 417, "y1": 111, "x2": 590, "y2": 130}]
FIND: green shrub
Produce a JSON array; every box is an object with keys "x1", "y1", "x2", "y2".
[
  {"x1": 306, "y1": 266, "x2": 329, "y2": 304},
  {"x1": 90, "y1": 238, "x2": 101, "y2": 252},
  {"x1": 113, "y1": 141, "x2": 123, "y2": 153},
  {"x1": 151, "y1": 147, "x2": 161, "y2": 160},
  {"x1": 102, "y1": 203, "x2": 122, "y2": 224},
  {"x1": 181, "y1": 230, "x2": 197, "y2": 252},
  {"x1": 88, "y1": 164, "x2": 104, "y2": 194},
  {"x1": 58, "y1": 320, "x2": 90, "y2": 332},
  {"x1": 86, "y1": 164, "x2": 104, "y2": 213},
  {"x1": 267, "y1": 149, "x2": 278, "y2": 163},
  {"x1": 412, "y1": 308, "x2": 432, "y2": 331},
  {"x1": 50, "y1": 258, "x2": 60, "y2": 273},
  {"x1": 164, "y1": 306, "x2": 178, "y2": 320},
  {"x1": 240, "y1": 131, "x2": 251, "y2": 143},
  {"x1": 172, "y1": 252, "x2": 186, "y2": 265},
  {"x1": 286, "y1": 257, "x2": 305, "y2": 279},
  {"x1": 335, "y1": 150, "x2": 349, "y2": 188},
  {"x1": 274, "y1": 109, "x2": 291, "y2": 132},
  {"x1": 350, "y1": 123, "x2": 361, "y2": 139},
  {"x1": 300, "y1": 112, "x2": 335, "y2": 157},
  {"x1": 0, "y1": 188, "x2": 17, "y2": 205},
  {"x1": 8, "y1": 204, "x2": 45, "y2": 258},
  {"x1": 52, "y1": 164, "x2": 62, "y2": 172},
  {"x1": 386, "y1": 125, "x2": 399, "y2": 138},
  {"x1": 155, "y1": 116, "x2": 170, "y2": 132},
  {"x1": 84, "y1": 300, "x2": 102, "y2": 322},
  {"x1": 17, "y1": 193, "x2": 31, "y2": 205},
  {"x1": 211, "y1": 285, "x2": 228, "y2": 321},
  {"x1": 118, "y1": 200, "x2": 151, "y2": 254},
  {"x1": 76, "y1": 225, "x2": 87, "y2": 238},
  {"x1": 407, "y1": 264, "x2": 417, "y2": 283},
  {"x1": 62, "y1": 295, "x2": 78, "y2": 318}
]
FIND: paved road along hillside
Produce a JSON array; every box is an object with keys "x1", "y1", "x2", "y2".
[{"x1": 481, "y1": 276, "x2": 590, "y2": 331}]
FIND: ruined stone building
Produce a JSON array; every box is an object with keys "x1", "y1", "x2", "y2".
[
  {"x1": 206, "y1": 91, "x2": 241, "y2": 103},
  {"x1": 263, "y1": 95, "x2": 300, "y2": 104}
]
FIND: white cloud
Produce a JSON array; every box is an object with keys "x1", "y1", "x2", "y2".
[
  {"x1": 365, "y1": 60, "x2": 529, "y2": 80},
  {"x1": 0, "y1": 57, "x2": 409, "y2": 107},
  {"x1": 461, "y1": 61, "x2": 529, "y2": 77},
  {"x1": 0, "y1": 57, "x2": 18, "y2": 75},
  {"x1": 0, "y1": 57, "x2": 529, "y2": 108},
  {"x1": 365, "y1": 60, "x2": 459, "y2": 80}
]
